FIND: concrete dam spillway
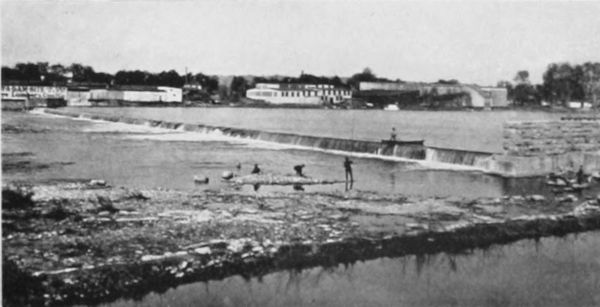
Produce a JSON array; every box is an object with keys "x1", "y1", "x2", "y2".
[
  {"x1": 50, "y1": 108, "x2": 600, "y2": 177},
  {"x1": 42, "y1": 108, "x2": 498, "y2": 169}
]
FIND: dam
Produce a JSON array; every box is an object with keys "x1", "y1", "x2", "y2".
[
  {"x1": 42, "y1": 108, "x2": 499, "y2": 171},
  {"x1": 40, "y1": 108, "x2": 600, "y2": 177},
  {"x1": 5, "y1": 108, "x2": 600, "y2": 306}
]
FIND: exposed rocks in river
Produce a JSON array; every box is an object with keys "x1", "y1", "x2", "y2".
[{"x1": 2, "y1": 180, "x2": 600, "y2": 306}]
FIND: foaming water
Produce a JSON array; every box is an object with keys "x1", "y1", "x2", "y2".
[
  {"x1": 125, "y1": 131, "x2": 248, "y2": 143},
  {"x1": 83, "y1": 122, "x2": 177, "y2": 134},
  {"x1": 39, "y1": 110, "x2": 488, "y2": 172},
  {"x1": 64, "y1": 107, "x2": 566, "y2": 152}
]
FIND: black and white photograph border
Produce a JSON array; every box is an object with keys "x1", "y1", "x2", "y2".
[{"x1": 2, "y1": 1, "x2": 600, "y2": 306}]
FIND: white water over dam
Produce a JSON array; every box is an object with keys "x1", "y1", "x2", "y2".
[
  {"x1": 61, "y1": 107, "x2": 565, "y2": 152},
  {"x1": 44, "y1": 108, "x2": 499, "y2": 171}
]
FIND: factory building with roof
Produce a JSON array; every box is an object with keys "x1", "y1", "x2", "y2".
[{"x1": 246, "y1": 83, "x2": 352, "y2": 105}]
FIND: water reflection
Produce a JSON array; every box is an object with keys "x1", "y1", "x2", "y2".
[
  {"x1": 104, "y1": 232, "x2": 600, "y2": 307},
  {"x1": 292, "y1": 184, "x2": 305, "y2": 191}
]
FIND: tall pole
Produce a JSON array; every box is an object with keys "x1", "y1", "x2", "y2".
[{"x1": 351, "y1": 110, "x2": 355, "y2": 140}]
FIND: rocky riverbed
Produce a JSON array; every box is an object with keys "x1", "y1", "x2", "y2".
[{"x1": 3, "y1": 180, "x2": 600, "y2": 306}]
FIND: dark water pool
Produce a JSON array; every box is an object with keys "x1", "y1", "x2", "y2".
[{"x1": 101, "y1": 231, "x2": 600, "y2": 307}]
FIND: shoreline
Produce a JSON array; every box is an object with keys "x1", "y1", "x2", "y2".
[{"x1": 3, "y1": 180, "x2": 600, "y2": 306}]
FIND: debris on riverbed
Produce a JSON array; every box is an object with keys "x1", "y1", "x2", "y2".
[
  {"x1": 3, "y1": 180, "x2": 600, "y2": 306},
  {"x1": 229, "y1": 173, "x2": 344, "y2": 185}
]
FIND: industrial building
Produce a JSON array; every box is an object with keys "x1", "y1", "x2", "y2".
[
  {"x1": 1, "y1": 82, "x2": 68, "y2": 100},
  {"x1": 461, "y1": 85, "x2": 509, "y2": 108},
  {"x1": 358, "y1": 81, "x2": 508, "y2": 108},
  {"x1": 89, "y1": 86, "x2": 182, "y2": 104},
  {"x1": 66, "y1": 83, "x2": 108, "y2": 106},
  {"x1": 1, "y1": 82, "x2": 68, "y2": 108},
  {"x1": 246, "y1": 83, "x2": 352, "y2": 105}
]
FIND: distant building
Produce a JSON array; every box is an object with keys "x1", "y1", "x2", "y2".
[
  {"x1": 89, "y1": 85, "x2": 182, "y2": 104},
  {"x1": 1, "y1": 81, "x2": 68, "y2": 108},
  {"x1": 358, "y1": 81, "x2": 508, "y2": 108},
  {"x1": 1, "y1": 82, "x2": 68, "y2": 100},
  {"x1": 462, "y1": 85, "x2": 508, "y2": 108},
  {"x1": 246, "y1": 83, "x2": 352, "y2": 105},
  {"x1": 183, "y1": 83, "x2": 203, "y2": 91},
  {"x1": 359, "y1": 81, "x2": 463, "y2": 95},
  {"x1": 66, "y1": 83, "x2": 108, "y2": 106}
]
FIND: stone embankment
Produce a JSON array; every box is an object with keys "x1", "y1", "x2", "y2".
[
  {"x1": 504, "y1": 120, "x2": 600, "y2": 156},
  {"x1": 493, "y1": 119, "x2": 600, "y2": 176},
  {"x1": 3, "y1": 180, "x2": 600, "y2": 306}
]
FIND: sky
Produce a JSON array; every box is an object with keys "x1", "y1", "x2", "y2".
[{"x1": 2, "y1": 0, "x2": 600, "y2": 85}]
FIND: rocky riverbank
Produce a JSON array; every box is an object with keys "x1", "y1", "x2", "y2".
[{"x1": 3, "y1": 180, "x2": 600, "y2": 306}]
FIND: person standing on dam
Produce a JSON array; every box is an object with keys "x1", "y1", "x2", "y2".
[
  {"x1": 390, "y1": 127, "x2": 397, "y2": 142},
  {"x1": 576, "y1": 165, "x2": 586, "y2": 184},
  {"x1": 344, "y1": 157, "x2": 354, "y2": 191},
  {"x1": 251, "y1": 164, "x2": 261, "y2": 174}
]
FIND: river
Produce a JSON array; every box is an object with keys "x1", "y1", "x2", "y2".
[
  {"x1": 1, "y1": 110, "x2": 583, "y2": 198},
  {"x1": 63, "y1": 107, "x2": 565, "y2": 153},
  {"x1": 3, "y1": 108, "x2": 599, "y2": 306},
  {"x1": 102, "y1": 231, "x2": 600, "y2": 307}
]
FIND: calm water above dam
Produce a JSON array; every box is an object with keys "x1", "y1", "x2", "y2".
[
  {"x1": 103, "y1": 231, "x2": 600, "y2": 307},
  {"x1": 65, "y1": 107, "x2": 565, "y2": 153}
]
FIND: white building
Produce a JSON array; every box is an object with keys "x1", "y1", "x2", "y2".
[
  {"x1": 246, "y1": 83, "x2": 352, "y2": 105},
  {"x1": 1, "y1": 84, "x2": 67, "y2": 100},
  {"x1": 89, "y1": 86, "x2": 182, "y2": 103},
  {"x1": 183, "y1": 83, "x2": 202, "y2": 91},
  {"x1": 462, "y1": 85, "x2": 508, "y2": 108}
]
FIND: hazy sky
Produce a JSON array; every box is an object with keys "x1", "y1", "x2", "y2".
[{"x1": 2, "y1": 0, "x2": 600, "y2": 85}]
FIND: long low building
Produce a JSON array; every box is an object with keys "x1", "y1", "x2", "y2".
[
  {"x1": 1, "y1": 83, "x2": 68, "y2": 100},
  {"x1": 2, "y1": 81, "x2": 183, "y2": 106},
  {"x1": 89, "y1": 86, "x2": 182, "y2": 104},
  {"x1": 246, "y1": 83, "x2": 352, "y2": 105},
  {"x1": 1, "y1": 82, "x2": 68, "y2": 108},
  {"x1": 359, "y1": 81, "x2": 508, "y2": 108}
]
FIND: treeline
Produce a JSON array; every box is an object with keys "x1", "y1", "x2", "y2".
[
  {"x1": 8, "y1": 61, "x2": 598, "y2": 107},
  {"x1": 1, "y1": 62, "x2": 219, "y2": 93},
  {"x1": 2, "y1": 62, "x2": 390, "y2": 101},
  {"x1": 498, "y1": 62, "x2": 600, "y2": 107}
]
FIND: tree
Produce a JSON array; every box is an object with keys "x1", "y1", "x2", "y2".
[
  {"x1": 192, "y1": 73, "x2": 219, "y2": 94},
  {"x1": 513, "y1": 84, "x2": 538, "y2": 106},
  {"x1": 115, "y1": 70, "x2": 147, "y2": 85},
  {"x1": 511, "y1": 70, "x2": 537, "y2": 106},
  {"x1": 15, "y1": 62, "x2": 43, "y2": 81},
  {"x1": 347, "y1": 67, "x2": 378, "y2": 90},
  {"x1": 230, "y1": 76, "x2": 249, "y2": 101},
  {"x1": 156, "y1": 70, "x2": 184, "y2": 87},
  {"x1": 541, "y1": 63, "x2": 586, "y2": 106},
  {"x1": 437, "y1": 79, "x2": 459, "y2": 85},
  {"x1": 581, "y1": 62, "x2": 600, "y2": 108},
  {"x1": 514, "y1": 70, "x2": 530, "y2": 84},
  {"x1": 49, "y1": 64, "x2": 67, "y2": 75},
  {"x1": 2, "y1": 66, "x2": 22, "y2": 81}
]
